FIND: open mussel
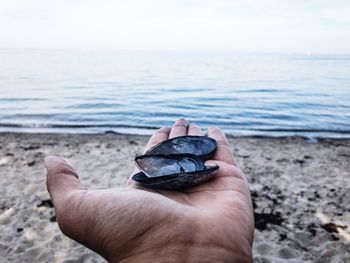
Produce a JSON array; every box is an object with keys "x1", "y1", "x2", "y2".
[{"x1": 132, "y1": 136, "x2": 219, "y2": 190}]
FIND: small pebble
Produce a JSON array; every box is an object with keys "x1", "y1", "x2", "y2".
[
  {"x1": 0, "y1": 157, "x2": 10, "y2": 166},
  {"x1": 0, "y1": 207, "x2": 15, "y2": 224},
  {"x1": 24, "y1": 228, "x2": 38, "y2": 242}
]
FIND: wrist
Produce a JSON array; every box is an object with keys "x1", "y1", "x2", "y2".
[
  {"x1": 110, "y1": 242, "x2": 252, "y2": 263},
  {"x1": 107, "y1": 212, "x2": 252, "y2": 263}
]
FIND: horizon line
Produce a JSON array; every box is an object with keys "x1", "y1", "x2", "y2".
[{"x1": 0, "y1": 48, "x2": 349, "y2": 56}]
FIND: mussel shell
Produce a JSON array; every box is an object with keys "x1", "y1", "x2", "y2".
[
  {"x1": 132, "y1": 135, "x2": 219, "y2": 190},
  {"x1": 145, "y1": 135, "x2": 217, "y2": 159},
  {"x1": 132, "y1": 165, "x2": 219, "y2": 190}
]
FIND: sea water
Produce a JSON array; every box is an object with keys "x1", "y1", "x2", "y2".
[{"x1": 0, "y1": 49, "x2": 349, "y2": 137}]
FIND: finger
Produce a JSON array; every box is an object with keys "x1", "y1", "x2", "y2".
[
  {"x1": 145, "y1": 126, "x2": 171, "y2": 150},
  {"x1": 45, "y1": 156, "x2": 88, "y2": 240},
  {"x1": 168, "y1": 118, "x2": 189, "y2": 139},
  {"x1": 45, "y1": 156, "x2": 86, "y2": 211},
  {"x1": 208, "y1": 126, "x2": 236, "y2": 165},
  {"x1": 205, "y1": 160, "x2": 246, "y2": 181},
  {"x1": 185, "y1": 161, "x2": 249, "y2": 194},
  {"x1": 187, "y1": 123, "x2": 205, "y2": 136}
]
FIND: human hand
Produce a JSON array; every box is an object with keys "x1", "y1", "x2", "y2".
[{"x1": 45, "y1": 119, "x2": 254, "y2": 262}]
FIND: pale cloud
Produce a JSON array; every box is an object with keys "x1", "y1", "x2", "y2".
[{"x1": 0, "y1": 0, "x2": 349, "y2": 53}]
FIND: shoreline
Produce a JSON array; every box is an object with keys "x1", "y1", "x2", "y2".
[
  {"x1": 2, "y1": 130, "x2": 350, "y2": 141},
  {"x1": 0, "y1": 132, "x2": 349, "y2": 262}
]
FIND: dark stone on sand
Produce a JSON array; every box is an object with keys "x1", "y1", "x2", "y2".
[
  {"x1": 50, "y1": 215, "x2": 57, "y2": 222},
  {"x1": 331, "y1": 234, "x2": 340, "y2": 241},
  {"x1": 321, "y1": 222, "x2": 347, "y2": 233},
  {"x1": 37, "y1": 199, "x2": 53, "y2": 208},
  {"x1": 129, "y1": 140, "x2": 138, "y2": 145},
  {"x1": 251, "y1": 191, "x2": 258, "y2": 209},
  {"x1": 293, "y1": 159, "x2": 305, "y2": 165},
  {"x1": 307, "y1": 223, "x2": 317, "y2": 236},
  {"x1": 17, "y1": 228, "x2": 23, "y2": 233},
  {"x1": 279, "y1": 233, "x2": 287, "y2": 241},
  {"x1": 323, "y1": 223, "x2": 337, "y2": 233},
  {"x1": 254, "y1": 211, "x2": 284, "y2": 231},
  {"x1": 262, "y1": 185, "x2": 270, "y2": 191},
  {"x1": 339, "y1": 153, "x2": 350, "y2": 158},
  {"x1": 314, "y1": 191, "x2": 320, "y2": 198},
  {"x1": 27, "y1": 160, "x2": 35, "y2": 166},
  {"x1": 251, "y1": 191, "x2": 258, "y2": 198},
  {"x1": 34, "y1": 152, "x2": 43, "y2": 158},
  {"x1": 22, "y1": 145, "x2": 40, "y2": 151}
]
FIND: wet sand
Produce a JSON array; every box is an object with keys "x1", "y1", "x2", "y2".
[{"x1": 0, "y1": 133, "x2": 349, "y2": 262}]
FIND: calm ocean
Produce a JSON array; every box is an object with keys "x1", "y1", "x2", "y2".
[{"x1": 0, "y1": 49, "x2": 349, "y2": 137}]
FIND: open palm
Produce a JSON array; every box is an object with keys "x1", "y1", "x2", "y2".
[{"x1": 45, "y1": 119, "x2": 254, "y2": 263}]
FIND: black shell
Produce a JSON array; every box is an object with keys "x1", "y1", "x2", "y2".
[
  {"x1": 145, "y1": 135, "x2": 217, "y2": 159},
  {"x1": 132, "y1": 135, "x2": 218, "y2": 190}
]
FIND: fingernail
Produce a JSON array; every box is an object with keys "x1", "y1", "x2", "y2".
[
  {"x1": 175, "y1": 118, "x2": 189, "y2": 125},
  {"x1": 208, "y1": 126, "x2": 221, "y2": 131},
  {"x1": 204, "y1": 160, "x2": 220, "y2": 167},
  {"x1": 45, "y1": 155, "x2": 62, "y2": 165},
  {"x1": 44, "y1": 156, "x2": 69, "y2": 169},
  {"x1": 159, "y1": 126, "x2": 170, "y2": 131}
]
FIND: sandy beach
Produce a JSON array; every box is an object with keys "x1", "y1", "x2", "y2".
[{"x1": 0, "y1": 132, "x2": 349, "y2": 262}]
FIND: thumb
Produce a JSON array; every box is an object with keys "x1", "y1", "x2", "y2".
[
  {"x1": 45, "y1": 156, "x2": 86, "y2": 211},
  {"x1": 45, "y1": 156, "x2": 89, "y2": 241}
]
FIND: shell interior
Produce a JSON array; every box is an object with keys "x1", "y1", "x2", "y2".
[
  {"x1": 135, "y1": 154, "x2": 205, "y2": 178},
  {"x1": 132, "y1": 164, "x2": 219, "y2": 190},
  {"x1": 145, "y1": 136, "x2": 216, "y2": 158},
  {"x1": 132, "y1": 135, "x2": 218, "y2": 190}
]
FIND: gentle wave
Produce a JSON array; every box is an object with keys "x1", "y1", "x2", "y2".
[
  {"x1": 1, "y1": 123, "x2": 350, "y2": 138},
  {"x1": 0, "y1": 50, "x2": 349, "y2": 137},
  {"x1": 0, "y1": 122, "x2": 157, "y2": 130}
]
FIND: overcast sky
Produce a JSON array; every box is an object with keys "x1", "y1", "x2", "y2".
[{"x1": 0, "y1": 0, "x2": 349, "y2": 53}]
